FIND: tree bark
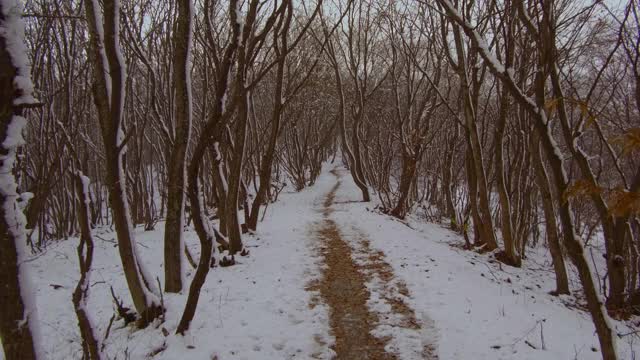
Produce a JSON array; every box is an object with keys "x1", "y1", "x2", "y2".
[
  {"x1": 391, "y1": 147, "x2": 418, "y2": 219},
  {"x1": 532, "y1": 133, "x2": 570, "y2": 295},
  {"x1": 84, "y1": 0, "x2": 162, "y2": 325},
  {"x1": 164, "y1": 0, "x2": 194, "y2": 294},
  {"x1": 451, "y1": 24, "x2": 498, "y2": 250},
  {"x1": 495, "y1": 88, "x2": 520, "y2": 266},
  {"x1": 72, "y1": 173, "x2": 102, "y2": 359},
  {"x1": 247, "y1": 5, "x2": 292, "y2": 231},
  {"x1": 0, "y1": 2, "x2": 40, "y2": 356}
]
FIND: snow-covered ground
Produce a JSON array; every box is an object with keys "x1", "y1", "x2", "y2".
[
  {"x1": 10, "y1": 163, "x2": 639, "y2": 359},
  {"x1": 330, "y1": 166, "x2": 638, "y2": 360},
  {"x1": 20, "y1": 164, "x2": 338, "y2": 360}
]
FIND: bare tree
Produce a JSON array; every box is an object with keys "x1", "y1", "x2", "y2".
[{"x1": 432, "y1": 0, "x2": 618, "y2": 357}]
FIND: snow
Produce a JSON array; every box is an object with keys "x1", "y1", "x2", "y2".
[
  {"x1": 78, "y1": 172, "x2": 91, "y2": 203},
  {"x1": 18, "y1": 163, "x2": 639, "y2": 359},
  {"x1": 0, "y1": 1, "x2": 44, "y2": 358},
  {"x1": 87, "y1": 0, "x2": 112, "y2": 105},
  {"x1": 0, "y1": 0, "x2": 37, "y2": 106},
  {"x1": 2, "y1": 114, "x2": 26, "y2": 148},
  {"x1": 330, "y1": 166, "x2": 635, "y2": 359},
  {"x1": 24, "y1": 164, "x2": 338, "y2": 359}
]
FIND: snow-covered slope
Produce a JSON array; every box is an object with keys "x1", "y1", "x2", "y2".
[
  {"x1": 330, "y1": 166, "x2": 637, "y2": 360},
  {"x1": 13, "y1": 163, "x2": 638, "y2": 359},
  {"x1": 23, "y1": 164, "x2": 338, "y2": 360}
]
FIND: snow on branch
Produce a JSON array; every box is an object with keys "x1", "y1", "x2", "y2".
[
  {"x1": 435, "y1": 0, "x2": 541, "y2": 117},
  {"x1": 1, "y1": 0, "x2": 37, "y2": 106}
]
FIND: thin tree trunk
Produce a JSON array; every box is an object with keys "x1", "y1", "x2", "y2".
[
  {"x1": 85, "y1": 0, "x2": 162, "y2": 325},
  {"x1": 391, "y1": 148, "x2": 418, "y2": 219},
  {"x1": 247, "y1": 13, "x2": 290, "y2": 231},
  {"x1": 495, "y1": 88, "x2": 520, "y2": 266},
  {"x1": 164, "y1": 0, "x2": 194, "y2": 293},
  {"x1": 465, "y1": 148, "x2": 483, "y2": 246},
  {"x1": 72, "y1": 173, "x2": 102, "y2": 360},
  {"x1": 452, "y1": 24, "x2": 498, "y2": 250},
  {"x1": 532, "y1": 134, "x2": 570, "y2": 295}
]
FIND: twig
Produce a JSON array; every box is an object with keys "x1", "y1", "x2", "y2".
[
  {"x1": 95, "y1": 235, "x2": 116, "y2": 244},
  {"x1": 102, "y1": 314, "x2": 116, "y2": 352},
  {"x1": 260, "y1": 201, "x2": 270, "y2": 222}
]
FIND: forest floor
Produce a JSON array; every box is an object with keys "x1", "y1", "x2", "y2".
[{"x1": 9, "y1": 162, "x2": 640, "y2": 360}]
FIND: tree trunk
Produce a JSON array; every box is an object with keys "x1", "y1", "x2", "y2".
[
  {"x1": 465, "y1": 149, "x2": 483, "y2": 246},
  {"x1": 549, "y1": 63, "x2": 627, "y2": 311},
  {"x1": 225, "y1": 90, "x2": 248, "y2": 255},
  {"x1": 532, "y1": 134, "x2": 570, "y2": 295},
  {"x1": 84, "y1": 0, "x2": 162, "y2": 325},
  {"x1": 495, "y1": 89, "x2": 520, "y2": 266},
  {"x1": 0, "y1": 1, "x2": 40, "y2": 356},
  {"x1": 72, "y1": 173, "x2": 102, "y2": 359},
  {"x1": 211, "y1": 144, "x2": 229, "y2": 238},
  {"x1": 164, "y1": 0, "x2": 194, "y2": 293},
  {"x1": 443, "y1": 129, "x2": 459, "y2": 230},
  {"x1": 330, "y1": 52, "x2": 370, "y2": 202},
  {"x1": 176, "y1": 136, "x2": 215, "y2": 334},
  {"x1": 351, "y1": 112, "x2": 371, "y2": 202},
  {"x1": 450, "y1": 21, "x2": 498, "y2": 251},
  {"x1": 391, "y1": 148, "x2": 418, "y2": 219},
  {"x1": 247, "y1": 19, "x2": 288, "y2": 231},
  {"x1": 177, "y1": 0, "x2": 245, "y2": 331}
]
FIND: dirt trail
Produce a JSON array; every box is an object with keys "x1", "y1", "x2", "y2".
[{"x1": 308, "y1": 169, "x2": 437, "y2": 359}]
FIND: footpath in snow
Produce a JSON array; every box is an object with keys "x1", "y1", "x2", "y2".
[
  {"x1": 16, "y1": 163, "x2": 637, "y2": 359},
  {"x1": 329, "y1": 166, "x2": 636, "y2": 360},
  {"x1": 307, "y1": 168, "x2": 437, "y2": 359}
]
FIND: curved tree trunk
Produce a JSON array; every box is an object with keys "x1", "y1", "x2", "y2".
[
  {"x1": 465, "y1": 149, "x2": 483, "y2": 246},
  {"x1": 72, "y1": 173, "x2": 102, "y2": 360},
  {"x1": 177, "y1": 0, "x2": 244, "y2": 332},
  {"x1": 226, "y1": 96, "x2": 249, "y2": 254},
  {"x1": 176, "y1": 138, "x2": 215, "y2": 334},
  {"x1": 85, "y1": 0, "x2": 162, "y2": 325},
  {"x1": 333, "y1": 63, "x2": 370, "y2": 202},
  {"x1": 549, "y1": 64, "x2": 627, "y2": 311},
  {"x1": 452, "y1": 25, "x2": 498, "y2": 250},
  {"x1": 247, "y1": 15, "x2": 290, "y2": 231}
]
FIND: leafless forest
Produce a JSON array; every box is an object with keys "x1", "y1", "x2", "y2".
[{"x1": 1, "y1": 0, "x2": 639, "y2": 359}]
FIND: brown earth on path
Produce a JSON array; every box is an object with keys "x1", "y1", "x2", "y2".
[
  {"x1": 310, "y1": 178, "x2": 396, "y2": 359},
  {"x1": 308, "y1": 169, "x2": 438, "y2": 359}
]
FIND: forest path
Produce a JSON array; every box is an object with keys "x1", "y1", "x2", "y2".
[{"x1": 307, "y1": 168, "x2": 438, "y2": 359}]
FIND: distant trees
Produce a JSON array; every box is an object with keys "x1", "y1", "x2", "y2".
[{"x1": 6, "y1": 0, "x2": 640, "y2": 359}]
